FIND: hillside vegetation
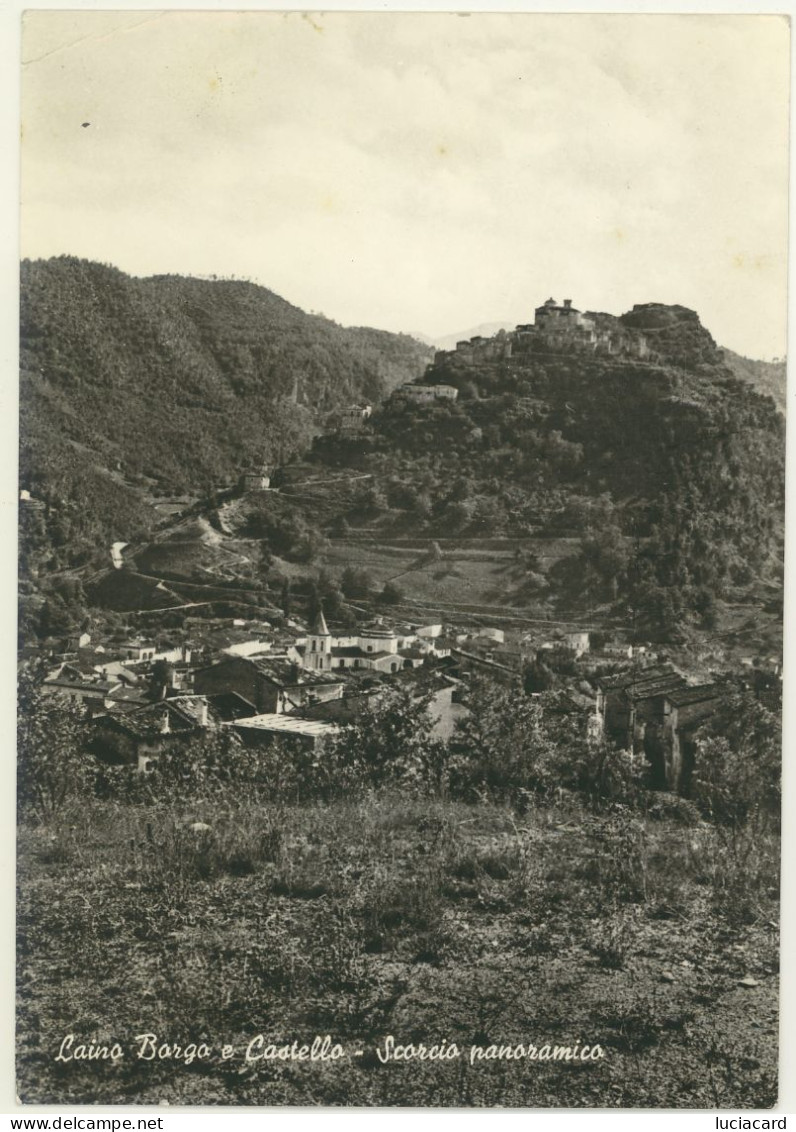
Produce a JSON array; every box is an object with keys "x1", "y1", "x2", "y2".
[
  {"x1": 18, "y1": 265, "x2": 785, "y2": 648},
  {"x1": 19, "y1": 257, "x2": 431, "y2": 566},
  {"x1": 17, "y1": 680, "x2": 780, "y2": 1107},
  {"x1": 305, "y1": 317, "x2": 784, "y2": 639},
  {"x1": 720, "y1": 349, "x2": 787, "y2": 413}
]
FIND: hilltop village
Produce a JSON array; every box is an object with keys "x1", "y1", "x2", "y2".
[
  {"x1": 328, "y1": 296, "x2": 659, "y2": 434},
  {"x1": 437, "y1": 297, "x2": 652, "y2": 367}
]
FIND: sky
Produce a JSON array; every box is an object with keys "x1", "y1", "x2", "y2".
[{"x1": 20, "y1": 10, "x2": 791, "y2": 358}]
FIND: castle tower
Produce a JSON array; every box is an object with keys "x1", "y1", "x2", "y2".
[{"x1": 306, "y1": 607, "x2": 332, "y2": 671}]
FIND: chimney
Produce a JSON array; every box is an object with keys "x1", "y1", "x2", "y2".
[{"x1": 563, "y1": 299, "x2": 572, "y2": 308}]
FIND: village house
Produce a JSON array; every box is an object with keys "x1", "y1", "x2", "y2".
[
  {"x1": 118, "y1": 640, "x2": 158, "y2": 663},
  {"x1": 564, "y1": 631, "x2": 590, "y2": 657},
  {"x1": 593, "y1": 643, "x2": 634, "y2": 661},
  {"x1": 40, "y1": 669, "x2": 123, "y2": 715},
  {"x1": 415, "y1": 622, "x2": 443, "y2": 639},
  {"x1": 65, "y1": 631, "x2": 92, "y2": 651},
  {"x1": 475, "y1": 627, "x2": 505, "y2": 646},
  {"x1": 337, "y1": 404, "x2": 373, "y2": 435},
  {"x1": 594, "y1": 667, "x2": 721, "y2": 792},
  {"x1": 296, "y1": 669, "x2": 468, "y2": 742},
  {"x1": 659, "y1": 684, "x2": 719, "y2": 793},
  {"x1": 193, "y1": 654, "x2": 345, "y2": 715},
  {"x1": 90, "y1": 694, "x2": 217, "y2": 773},
  {"x1": 450, "y1": 647, "x2": 520, "y2": 686},
  {"x1": 19, "y1": 488, "x2": 46, "y2": 511},
  {"x1": 594, "y1": 666, "x2": 687, "y2": 752},
  {"x1": 94, "y1": 659, "x2": 141, "y2": 685},
  {"x1": 239, "y1": 464, "x2": 271, "y2": 492},
  {"x1": 397, "y1": 383, "x2": 459, "y2": 404},
  {"x1": 104, "y1": 684, "x2": 152, "y2": 712},
  {"x1": 152, "y1": 643, "x2": 193, "y2": 665},
  {"x1": 221, "y1": 638, "x2": 273, "y2": 659}
]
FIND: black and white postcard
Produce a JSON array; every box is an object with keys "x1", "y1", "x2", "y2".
[{"x1": 15, "y1": 9, "x2": 790, "y2": 1111}]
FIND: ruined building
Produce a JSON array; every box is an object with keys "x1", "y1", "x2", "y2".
[{"x1": 436, "y1": 297, "x2": 650, "y2": 368}]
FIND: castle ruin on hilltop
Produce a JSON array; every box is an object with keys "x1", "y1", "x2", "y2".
[{"x1": 436, "y1": 298, "x2": 650, "y2": 368}]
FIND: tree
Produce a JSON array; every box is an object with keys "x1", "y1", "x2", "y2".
[
  {"x1": 317, "y1": 570, "x2": 344, "y2": 618},
  {"x1": 149, "y1": 729, "x2": 253, "y2": 803},
  {"x1": 691, "y1": 688, "x2": 781, "y2": 827},
  {"x1": 341, "y1": 567, "x2": 374, "y2": 601},
  {"x1": 377, "y1": 580, "x2": 403, "y2": 605},
  {"x1": 306, "y1": 582, "x2": 322, "y2": 626},
  {"x1": 149, "y1": 659, "x2": 173, "y2": 699},
  {"x1": 17, "y1": 672, "x2": 92, "y2": 818},
  {"x1": 449, "y1": 679, "x2": 640, "y2": 807},
  {"x1": 37, "y1": 596, "x2": 72, "y2": 640},
  {"x1": 445, "y1": 499, "x2": 475, "y2": 530},
  {"x1": 325, "y1": 684, "x2": 447, "y2": 794},
  {"x1": 523, "y1": 659, "x2": 555, "y2": 694},
  {"x1": 361, "y1": 484, "x2": 388, "y2": 515}
]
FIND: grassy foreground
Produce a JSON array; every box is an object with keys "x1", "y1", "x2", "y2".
[{"x1": 17, "y1": 794, "x2": 778, "y2": 1108}]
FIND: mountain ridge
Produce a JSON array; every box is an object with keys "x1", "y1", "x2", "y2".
[{"x1": 19, "y1": 256, "x2": 432, "y2": 567}]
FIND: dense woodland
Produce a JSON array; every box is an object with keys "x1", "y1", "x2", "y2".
[{"x1": 19, "y1": 257, "x2": 431, "y2": 566}]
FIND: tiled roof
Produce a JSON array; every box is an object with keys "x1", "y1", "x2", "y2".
[
  {"x1": 624, "y1": 674, "x2": 686, "y2": 703},
  {"x1": 106, "y1": 686, "x2": 149, "y2": 704},
  {"x1": 596, "y1": 666, "x2": 681, "y2": 692},
  {"x1": 44, "y1": 678, "x2": 120, "y2": 694},
  {"x1": 206, "y1": 692, "x2": 258, "y2": 720},
  {"x1": 666, "y1": 684, "x2": 718, "y2": 708},
  {"x1": 103, "y1": 697, "x2": 212, "y2": 739},
  {"x1": 167, "y1": 696, "x2": 219, "y2": 727}
]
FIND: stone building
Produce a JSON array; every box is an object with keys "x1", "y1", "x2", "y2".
[
  {"x1": 397, "y1": 383, "x2": 459, "y2": 403},
  {"x1": 194, "y1": 654, "x2": 344, "y2": 714},
  {"x1": 595, "y1": 667, "x2": 719, "y2": 793},
  {"x1": 89, "y1": 695, "x2": 216, "y2": 773},
  {"x1": 659, "y1": 684, "x2": 719, "y2": 793},
  {"x1": 338, "y1": 404, "x2": 372, "y2": 435},
  {"x1": 240, "y1": 465, "x2": 271, "y2": 492}
]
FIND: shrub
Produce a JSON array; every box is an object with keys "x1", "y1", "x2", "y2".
[
  {"x1": 691, "y1": 691, "x2": 781, "y2": 827},
  {"x1": 17, "y1": 673, "x2": 92, "y2": 819}
]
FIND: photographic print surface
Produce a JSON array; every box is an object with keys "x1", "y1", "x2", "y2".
[{"x1": 17, "y1": 11, "x2": 787, "y2": 1108}]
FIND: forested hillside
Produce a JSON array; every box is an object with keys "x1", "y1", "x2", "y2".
[
  {"x1": 308, "y1": 309, "x2": 785, "y2": 639},
  {"x1": 720, "y1": 349, "x2": 787, "y2": 413},
  {"x1": 19, "y1": 257, "x2": 431, "y2": 564}
]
